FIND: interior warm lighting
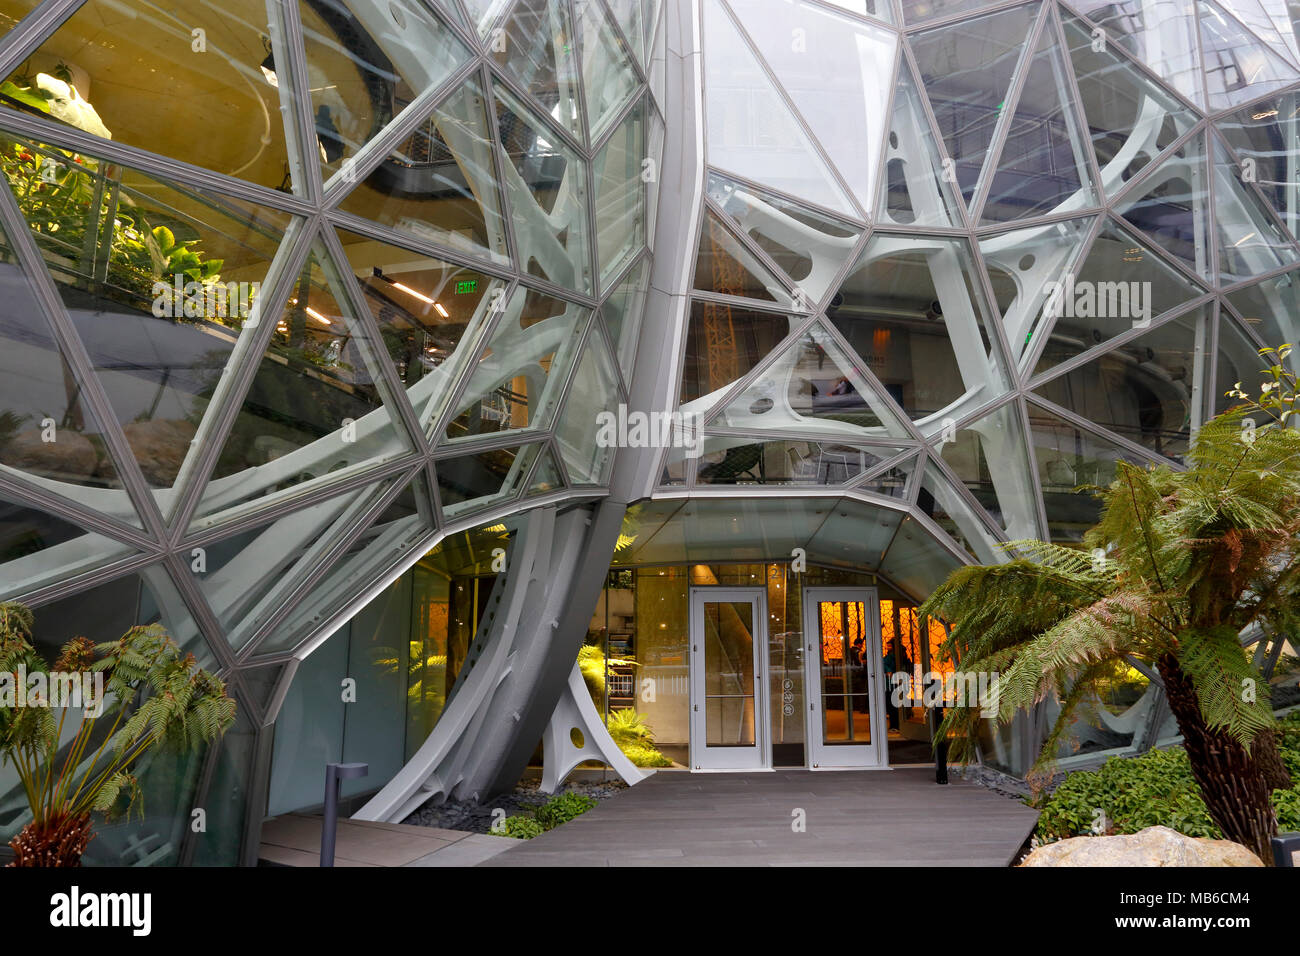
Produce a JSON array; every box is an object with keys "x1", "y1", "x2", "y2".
[
  {"x1": 434, "y1": 302, "x2": 450, "y2": 318},
  {"x1": 305, "y1": 306, "x2": 330, "y2": 325},
  {"x1": 391, "y1": 281, "x2": 434, "y2": 305},
  {"x1": 1233, "y1": 232, "x2": 1257, "y2": 247}
]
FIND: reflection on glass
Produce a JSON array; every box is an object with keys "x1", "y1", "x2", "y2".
[
  {"x1": 935, "y1": 401, "x2": 1040, "y2": 541},
  {"x1": 1224, "y1": 271, "x2": 1300, "y2": 371},
  {"x1": 1216, "y1": 93, "x2": 1300, "y2": 241},
  {"x1": 437, "y1": 442, "x2": 544, "y2": 518},
  {"x1": 1214, "y1": 310, "x2": 1274, "y2": 416},
  {"x1": 816, "y1": 600, "x2": 870, "y2": 743},
  {"x1": 594, "y1": 97, "x2": 646, "y2": 291},
  {"x1": 703, "y1": 600, "x2": 757, "y2": 747},
  {"x1": 555, "y1": 335, "x2": 619, "y2": 484},
  {"x1": 1213, "y1": 137, "x2": 1298, "y2": 284},
  {"x1": 693, "y1": 206, "x2": 792, "y2": 305},
  {"x1": 694, "y1": 437, "x2": 903, "y2": 487},
  {"x1": 1114, "y1": 133, "x2": 1210, "y2": 280},
  {"x1": 601, "y1": 256, "x2": 649, "y2": 382},
  {"x1": 1197, "y1": 0, "x2": 1298, "y2": 111},
  {"x1": 1068, "y1": 0, "x2": 1204, "y2": 107},
  {"x1": 679, "y1": 300, "x2": 793, "y2": 404},
  {"x1": 0, "y1": 493, "x2": 133, "y2": 600},
  {"x1": 916, "y1": 463, "x2": 1001, "y2": 563},
  {"x1": 575, "y1": 0, "x2": 641, "y2": 142},
  {"x1": 489, "y1": 0, "x2": 581, "y2": 138},
  {"x1": 878, "y1": 61, "x2": 962, "y2": 228}
]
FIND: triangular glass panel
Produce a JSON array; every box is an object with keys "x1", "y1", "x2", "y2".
[
  {"x1": 594, "y1": 96, "x2": 647, "y2": 292},
  {"x1": 909, "y1": 4, "x2": 1036, "y2": 204},
  {"x1": 574, "y1": 0, "x2": 640, "y2": 142},
  {"x1": 1067, "y1": 0, "x2": 1205, "y2": 108},
  {"x1": 1216, "y1": 95, "x2": 1300, "y2": 241},
  {"x1": 1223, "y1": 269, "x2": 1300, "y2": 366},
  {"x1": 1026, "y1": 400, "x2": 1153, "y2": 544},
  {"x1": 238, "y1": 660, "x2": 289, "y2": 718},
  {"x1": 1030, "y1": 217, "x2": 1204, "y2": 380},
  {"x1": 442, "y1": 285, "x2": 589, "y2": 443},
  {"x1": 7, "y1": 134, "x2": 293, "y2": 511},
  {"x1": 931, "y1": 401, "x2": 1041, "y2": 542},
  {"x1": 335, "y1": 76, "x2": 511, "y2": 266},
  {"x1": 679, "y1": 301, "x2": 797, "y2": 405},
  {"x1": 1198, "y1": 0, "x2": 1299, "y2": 112},
  {"x1": 490, "y1": 0, "x2": 583, "y2": 139},
  {"x1": 611, "y1": 0, "x2": 645, "y2": 66},
  {"x1": 979, "y1": 22, "x2": 1096, "y2": 224},
  {"x1": 701, "y1": 0, "x2": 857, "y2": 217},
  {"x1": 826, "y1": 233, "x2": 1011, "y2": 422},
  {"x1": 601, "y1": 256, "x2": 649, "y2": 383},
  {"x1": 1114, "y1": 131, "x2": 1211, "y2": 281},
  {"x1": 303, "y1": 0, "x2": 470, "y2": 186},
  {"x1": 694, "y1": 435, "x2": 907, "y2": 487},
  {"x1": 190, "y1": 476, "x2": 401, "y2": 649},
  {"x1": 193, "y1": 238, "x2": 413, "y2": 530},
  {"x1": 981, "y1": 217, "x2": 1095, "y2": 371},
  {"x1": 1032, "y1": 304, "x2": 1213, "y2": 464},
  {"x1": 711, "y1": 320, "x2": 910, "y2": 439},
  {"x1": 726, "y1": 0, "x2": 896, "y2": 212},
  {"x1": 1061, "y1": 11, "x2": 1198, "y2": 202},
  {"x1": 1213, "y1": 305, "x2": 1277, "y2": 416},
  {"x1": 436, "y1": 441, "x2": 545, "y2": 519},
  {"x1": 0, "y1": 491, "x2": 135, "y2": 600},
  {"x1": 1211, "y1": 134, "x2": 1299, "y2": 284},
  {"x1": 494, "y1": 81, "x2": 593, "y2": 294},
  {"x1": 877, "y1": 58, "x2": 962, "y2": 228},
  {"x1": 248, "y1": 471, "x2": 431, "y2": 656},
  {"x1": 916, "y1": 462, "x2": 1002, "y2": 564},
  {"x1": 555, "y1": 332, "x2": 620, "y2": 484},
  {"x1": 525, "y1": 445, "x2": 565, "y2": 495},
  {"x1": 1215, "y1": 0, "x2": 1300, "y2": 68},
  {"x1": 708, "y1": 170, "x2": 860, "y2": 309},
  {"x1": 854, "y1": 449, "x2": 917, "y2": 499},
  {"x1": 334, "y1": 227, "x2": 509, "y2": 432},
  {"x1": 694, "y1": 207, "x2": 794, "y2": 305},
  {"x1": 0, "y1": 0, "x2": 304, "y2": 193},
  {"x1": 0, "y1": 208, "x2": 136, "y2": 521}
]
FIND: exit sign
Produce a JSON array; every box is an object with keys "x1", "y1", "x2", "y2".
[{"x1": 455, "y1": 279, "x2": 477, "y2": 294}]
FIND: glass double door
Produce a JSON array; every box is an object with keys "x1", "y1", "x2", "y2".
[{"x1": 802, "y1": 588, "x2": 885, "y2": 768}]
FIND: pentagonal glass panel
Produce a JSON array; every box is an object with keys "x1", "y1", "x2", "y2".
[
  {"x1": 909, "y1": 4, "x2": 1035, "y2": 204},
  {"x1": 490, "y1": 0, "x2": 582, "y2": 139},
  {"x1": 190, "y1": 477, "x2": 401, "y2": 649},
  {"x1": 701, "y1": 0, "x2": 856, "y2": 216},
  {"x1": 1212, "y1": 134, "x2": 1299, "y2": 284},
  {"x1": 980, "y1": 217, "x2": 1094, "y2": 371},
  {"x1": 0, "y1": 492, "x2": 134, "y2": 600},
  {"x1": 601, "y1": 256, "x2": 648, "y2": 383},
  {"x1": 1223, "y1": 269, "x2": 1300, "y2": 364},
  {"x1": 712, "y1": 320, "x2": 910, "y2": 439},
  {"x1": 980, "y1": 24, "x2": 1095, "y2": 224},
  {"x1": 526, "y1": 445, "x2": 565, "y2": 495},
  {"x1": 335, "y1": 76, "x2": 511, "y2": 266},
  {"x1": 594, "y1": 96, "x2": 646, "y2": 292},
  {"x1": 194, "y1": 240, "x2": 412, "y2": 529},
  {"x1": 335, "y1": 227, "x2": 508, "y2": 431},
  {"x1": 726, "y1": 0, "x2": 895, "y2": 212},
  {"x1": 933, "y1": 401, "x2": 1040, "y2": 542},
  {"x1": 249, "y1": 472, "x2": 430, "y2": 655},
  {"x1": 4, "y1": 134, "x2": 293, "y2": 505},
  {"x1": 1061, "y1": 10, "x2": 1197, "y2": 200},
  {"x1": 694, "y1": 206, "x2": 793, "y2": 305},
  {"x1": 1198, "y1": 0, "x2": 1299, "y2": 111},
  {"x1": 1214, "y1": 307, "x2": 1277, "y2": 415},
  {"x1": 1027, "y1": 401, "x2": 1153, "y2": 544},
  {"x1": 695, "y1": 436, "x2": 905, "y2": 487},
  {"x1": 1030, "y1": 217, "x2": 1204, "y2": 379},
  {"x1": 1, "y1": 0, "x2": 303, "y2": 192},
  {"x1": 708, "y1": 169, "x2": 860, "y2": 309},
  {"x1": 826, "y1": 233, "x2": 1010, "y2": 425},
  {"x1": 1114, "y1": 132, "x2": 1211, "y2": 281},
  {"x1": 1033, "y1": 304, "x2": 1212, "y2": 464},
  {"x1": 679, "y1": 301, "x2": 794, "y2": 405},
  {"x1": 436, "y1": 441, "x2": 544, "y2": 517},
  {"x1": 1216, "y1": 92, "x2": 1300, "y2": 241},
  {"x1": 916, "y1": 463, "x2": 1001, "y2": 564},
  {"x1": 556, "y1": 332, "x2": 619, "y2": 484},
  {"x1": 574, "y1": 0, "x2": 640, "y2": 142},
  {"x1": 442, "y1": 285, "x2": 588, "y2": 442},
  {"x1": 878, "y1": 516, "x2": 962, "y2": 598},
  {"x1": 494, "y1": 82, "x2": 592, "y2": 294},
  {"x1": 0, "y1": 211, "x2": 132, "y2": 514},
  {"x1": 877, "y1": 58, "x2": 962, "y2": 228},
  {"x1": 1068, "y1": 0, "x2": 1205, "y2": 108},
  {"x1": 302, "y1": 0, "x2": 469, "y2": 186}
]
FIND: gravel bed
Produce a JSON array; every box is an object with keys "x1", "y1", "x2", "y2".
[{"x1": 402, "y1": 779, "x2": 627, "y2": 834}]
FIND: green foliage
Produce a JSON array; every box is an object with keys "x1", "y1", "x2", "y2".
[
  {"x1": 621, "y1": 744, "x2": 673, "y2": 768},
  {"x1": 1036, "y1": 712, "x2": 1300, "y2": 842},
  {"x1": 489, "y1": 815, "x2": 544, "y2": 840},
  {"x1": 606, "y1": 707, "x2": 674, "y2": 767},
  {"x1": 534, "y1": 792, "x2": 597, "y2": 829}
]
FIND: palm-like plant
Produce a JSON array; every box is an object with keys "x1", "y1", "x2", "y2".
[
  {"x1": 921, "y1": 347, "x2": 1300, "y2": 863},
  {"x1": 1, "y1": 601, "x2": 236, "y2": 866}
]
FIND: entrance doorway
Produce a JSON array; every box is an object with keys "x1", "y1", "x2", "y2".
[
  {"x1": 802, "y1": 588, "x2": 886, "y2": 768},
  {"x1": 688, "y1": 588, "x2": 770, "y2": 770}
]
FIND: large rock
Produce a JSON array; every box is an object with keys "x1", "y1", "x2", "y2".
[
  {"x1": 123, "y1": 419, "x2": 196, "y2": 485},
  {"x1": 4, "y1": 428, "x2": 100, "y2": 479},
  {"x1": 1022, "y1": 826, "x2": 1263, "y2": 867}
]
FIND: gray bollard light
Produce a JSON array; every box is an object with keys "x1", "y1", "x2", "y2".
[
  {"x1": 321, "y1": 762, "x2": 368, "y2": 867},
  {"x1": 1272, "y1": 832, "x2": 1300, "y2": 867}
]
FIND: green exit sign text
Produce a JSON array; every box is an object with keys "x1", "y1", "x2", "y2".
[{"x1": 455, "y1": 279, "x2": 477, "y2": 294}]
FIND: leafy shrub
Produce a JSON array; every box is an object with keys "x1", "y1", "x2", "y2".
[
  {"x1": 535, "y1": 792, "x2": 597, "y2": 830},
  {"x1": 1036, "y1": 711, "x2": 1300, "y2": 842},
  {"x1": 622, "y1": 744, "x2": 673, "y2": 768},
  {"x1": 606, "y1": 708, "x2": 674, "y2": 767},
  {"x1": 490, "y1": 815, "x2": 544, "y2": 840}
]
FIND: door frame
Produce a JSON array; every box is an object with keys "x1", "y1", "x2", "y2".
[
  {"x1": 801, "y1": 587, "x2": 888, "y2": 769},
  {"x1": 688, "y1": 587, "x2": 771, "y2": 771}
]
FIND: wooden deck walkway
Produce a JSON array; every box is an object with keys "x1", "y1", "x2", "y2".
[{"x1": 481, "y1": 767, "x2": 1038, "y2": 867}]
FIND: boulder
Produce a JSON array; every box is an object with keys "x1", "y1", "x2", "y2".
[
  {"x1": 1021, "y1": 826, "x2": 1263, "y2": 867},
  {"x1": 4, "y1": 428, "x2": 99, "y2": 479},
  {"x1": 123, "y1": 419, "x2": 196, "y2": 485}
]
